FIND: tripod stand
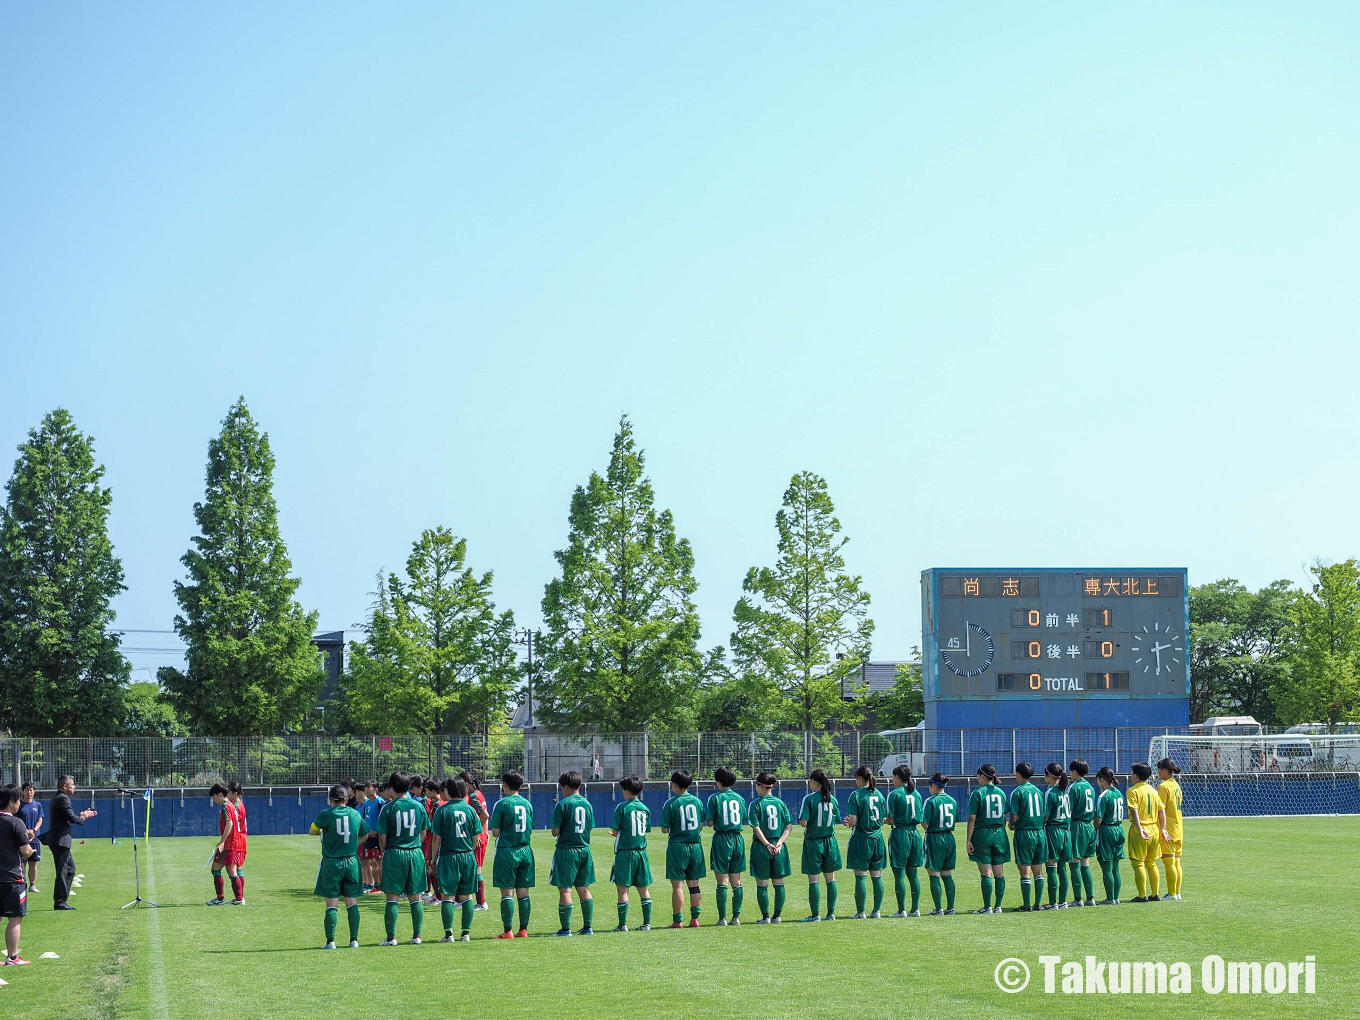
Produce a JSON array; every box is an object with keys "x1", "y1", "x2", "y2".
[{"x1": 118, "y1": 790, "x2": 159, "y2": 909}]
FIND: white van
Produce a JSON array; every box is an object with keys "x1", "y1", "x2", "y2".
[
  {"x1": 1189, "y1": 716, "x2": 1263, "y2": 737},
  {"x1": 876, "y1": 722, "x2": 926, "y2": 778}
]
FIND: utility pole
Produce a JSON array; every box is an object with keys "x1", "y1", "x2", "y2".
[{"x1": 513, "y1": 628, "x2": 538, "y2": 725}]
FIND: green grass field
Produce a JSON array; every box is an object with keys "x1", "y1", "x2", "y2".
[{"x1": 6, "y1": 818, "x2": 1358, "y2": 1019}]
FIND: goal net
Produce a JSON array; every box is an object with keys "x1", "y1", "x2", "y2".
[{"x1": 1148, "y1": 734, "x2": 1360, "y2": 774}]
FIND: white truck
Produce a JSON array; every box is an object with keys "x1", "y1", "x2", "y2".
[{"x1": 875, "y1": 722, "x2": 927, "y2": 778}]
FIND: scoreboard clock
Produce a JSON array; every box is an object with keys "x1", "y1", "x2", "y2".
[{"x1": 921, "y1": 568, "x2": 1190, "y2": 729}]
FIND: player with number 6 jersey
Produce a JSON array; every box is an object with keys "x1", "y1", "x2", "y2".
[
  {"x1": 609, "y1": 775, "x2": 653, "y2": 931},
  {"x1": 1066, "y1": 759, "x2": 1098, "y2": 905},
  {"x1": 489, "y1": 771, "x2": 535, "y2": 938},
  {"x1": 705, "y1": 767, "x2": 746, "y2": 925},
  {"x1": 798, "y1": 769, "x2": 842, "y2": 922}
]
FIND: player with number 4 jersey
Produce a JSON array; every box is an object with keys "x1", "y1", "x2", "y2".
[{"x1": 310, "y1": 784, "x2": 367, "y2": 948}]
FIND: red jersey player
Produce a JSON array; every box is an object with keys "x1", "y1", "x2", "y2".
[
  {"x1": 225, "y1": 780, "x2": 247, "y2": 904},
  {"x1": 460, "y1": 771, "x2": 491, "y2": 909},
  {"x1": 207, "y1": 784, "x2": 236, "y2": 905}
]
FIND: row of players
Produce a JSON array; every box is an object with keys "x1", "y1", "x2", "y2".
[{"x1": 307, "y1": 757, "x2": 1186, "y2": 948}]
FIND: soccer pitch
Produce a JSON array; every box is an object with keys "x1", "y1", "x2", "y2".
[{"x1": 8, "y1": 818, "x2": 1358, "y2": 1019}]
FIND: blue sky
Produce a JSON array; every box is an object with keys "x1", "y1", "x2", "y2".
[{"x1": 2, "y1": 4, "x2": 1357, "y2": 683}]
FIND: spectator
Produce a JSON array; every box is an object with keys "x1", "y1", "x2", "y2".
[
  {"x1": 592, "y1": 754, "x2": 603, "y2": 782},
  {"x1": 1, "y1": 783, "x2": 36, "y2": 964},
  {"x1": 16, "y1": 783, "x2": 43, "y2": 893}
]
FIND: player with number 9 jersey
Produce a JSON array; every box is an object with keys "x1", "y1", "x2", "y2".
[{"x1": 549, "y1": 783, "x2": 596, "y2": 890}]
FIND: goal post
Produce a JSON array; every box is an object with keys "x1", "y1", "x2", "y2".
[{"x1": 1148, "y1": 734, "x2": 1360, "y2": 775}]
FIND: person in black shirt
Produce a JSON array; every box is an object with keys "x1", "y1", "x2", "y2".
[{"x1": 1, "y1": 783, "x2": 37, "y2": 965}]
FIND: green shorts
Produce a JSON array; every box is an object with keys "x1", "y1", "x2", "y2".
[
  {"x1": 1070, "y1": 821, "x2": 1097, "y2": 859},
  {"x1": 1045, "y1": 825, "x2": 1072, "y2": 863},
  {"x1": 436, "y1": 851, "x2": 480, "y2": 898},
  {"x1": 888, "y1": 826, "x2": 924, "y2": 870},
  {"x1": 924, "y1": 832, "x2": 957, "y2": 872},
  {"x1": 709, "y1": 831, "x2": 747, "y2": 874},
  {"x1": 610, "y1": 848, "x2": 653, "y2": 887},
  {"x1": 968, "y1": 826, "x2": 1012, "y2": 865},
  {"x1": 492, "y1": 845, "x2": 537, "y2": 890},
  {"x1": 380, "y1": 847, "x2": 427, "y2": 896},
  {"x1": 750, "y1": 843, "x2": 792, "y2": 880},
  {"x1": 1096, "y1": 825, "x2": 1125, "y2": 862},
  {"x1": 1012, "y1": 828, "x2": 1046, "y2": 867},
  {"x1": 801, "y1": 835, "x2": 843, "y2": 875},
  {"x1": 846, "y1": 832, "x2": 887, "y2": 872},
  {"x1": 550, "y1": 846, "x2": 596, "y2": 888},
  {"x1": 315, "y1": 856, "x2": 363, "y2": 899},
  {"x1": 665, "y1": 842, "x2": 707, "y2": 882}
]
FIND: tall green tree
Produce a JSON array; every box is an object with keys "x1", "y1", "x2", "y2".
[
  {"x1": 537, "y1": 416, "x2": 703, "y2": 732},
  {"x1": 731, "y1": 471, "x2": 874, "y2": 730},
  {"x1": 0, "y1": 409, "x2": 129, "y2": 735},
  {"x1": 159, "y1": 398, "x2": 322, "y2": 735},
  {"x1": 342, "y1": 528, "x2": 518, "y2": 735},
  {"x1": 1275, "y1": 559, "x2": 1360, "y2": 726},
  {"x1": 1187, "y1": 579, "x2": 1294, "y2": 723},
  {"x1": 872, "y1": 656, "x2": 925, "y2": 730},
  {"x1": 115, "y1": 680, "x2": 186, "y2": 737}
]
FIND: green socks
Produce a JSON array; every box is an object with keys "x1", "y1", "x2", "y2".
[
  {"x1": 1112, "y1": 863, "x2": 1122, "y2": 900},
  {"x1": 980, "y1": 874, "x2": 993, "y2": 909},
  {"x1": 385, "y1": 900, "x2": 399, "y2": 939},
  {"x1": 690, "y1": 901, "x2": 702, "y2": 920},
  {"x1": 854, "y1": 874, "x2": 868, "y2": 913},
  {"x1": 929, "y1": 874, "x2": 942, "y2": 910},
  {"x1": 347, "y1": 904, "x2": 360, "y2": 942},
  {"x1": 640, "y1": 898, "x2": 652, "y2": 926},
  {"x1": 870, "y1": 876, "x2": 884, "y2": 913},
  {"x1": 808, "y1": 882, "x2": 821, "y2": 917},
  {"x1": 1081, "y1": 863, "x2": 1094, "y2": 900},
  {"x1": 1020, "y1": 877, "x2": 1032, "y2": 909},
  {"x1": 410, "y1": 899, "x2": 423, "y2": 938},
  {"x1": 716, "y1": 885, "x2": 729, "y2": 920},
  {"x1": 773, "y1": 884, "x2": 785, "y2": 918},
  {"x1": 732, "y1": 886, "x2": 743, "y2": 918},
  {"x1": 826, "y1": 880, "x2": 837, "y2": 916},
  {"x1": 943, "y1": 875, "x2": 956, "y2": 910},
  {"x1": 994, "y1": 875, "x2": 1006, "y2": 910},
  {"x1": 1100, "y1": 860, "x2": 1114, "y2": 899},
  {"x1": 519, "y1": 896, "x2": 532, "y2": 930},
  {"x1": 618, "y1": 901, "x2": 629, "y2": 928},
  {"x1": 559, "y1": 904, "x2": 573, "y2": 930},
  {"x1": 324, "y1": 907, "x2": 338, "y2": 943},
  {"x1": 1034, "y1": 874, "x2": 1044, "y2": 906},
  {"x1": 1047, "y1": 865, "x2": 1060, "y2": 905},
  {"x1": 441, "y1": 900, "x2": 456, "y2": 934},
  {"x1": 582, "y1": 898, "x2": 594, "y2": 930},
  {"x1": 501, "y1": 896, "x2": 515, "y2": 932},
  {"x1": 908, "y1": 869, "x2": 920, "y2": 912},
  {"x1": 673, "y1": 911, "x2": 683, "y2": 925},
  {"x1": 756, "y1": 884, "x2": 770, "y2": 918},
  {"x1": 893, "y1": 869, "x2": 906, "y2": 912},
  {"x1": 461, "y1": 899, "x2": 474, "y2": 936}
]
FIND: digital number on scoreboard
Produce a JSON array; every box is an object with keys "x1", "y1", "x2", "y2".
[{"x1": 921, "y1": 568, "x2": 1190, "y2": 701}]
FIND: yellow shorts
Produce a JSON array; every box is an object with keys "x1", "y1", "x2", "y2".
[
  {"x1": 1160, "y1": 838, "x2": 1182, "y2": 857},
  {"x1": 1127, "y1": 838, "x2": 1160, "y2": 863}
]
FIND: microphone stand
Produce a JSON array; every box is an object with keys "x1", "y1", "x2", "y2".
[{"x1": 118, "y1": 789, "x2": 160, "y2": 909}]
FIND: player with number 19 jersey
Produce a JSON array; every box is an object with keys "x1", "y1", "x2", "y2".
[{"x1": 661, "y1": 790, "x2": 706, "y2": 881}]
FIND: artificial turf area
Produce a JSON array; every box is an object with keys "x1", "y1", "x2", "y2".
[{"x1": 5, "y1": 817, "x2": 1358, "y2": 1019}]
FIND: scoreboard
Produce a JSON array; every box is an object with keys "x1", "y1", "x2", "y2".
[{"x1": 921, "y1": 568, "x2": 1190, "y2": 729}]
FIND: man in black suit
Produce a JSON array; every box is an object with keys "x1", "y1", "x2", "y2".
[{"x1": 45, "y1": 775, "x2": 96, "y2": 910}]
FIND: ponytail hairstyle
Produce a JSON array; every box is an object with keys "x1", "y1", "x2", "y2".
[
  {"x1": 1095, "y1": 766, "x2": 1117, "y2": 787},
  {"x1": 1044, "y1": 762, "x2": 1068, "y2": 791},
  {"x1": 1069, "y1": 758, "x2": 1089, "y2": 777},
  {"x1": 1131, "y1": 762, "x2": 1152, "y2": 782},
  {"x1": 892, "y1": 764, "x2": 915, "y2": 793},
  {"x1": 977, "y1": 763, "x2": 998, "y2": 784},
  {"x1": 854, "y1": 764, "x2": 876, "y2": 791},
  {"x1": 809, "y1": 768, "x2": 832, "y2": 803},
  {"x1": 1156, "y1": 757, "x2": 1181, "y2": 776},
  {"x1": 1015, "y1": 762, "x2": 1034, "y2": 781},
  {"x1": 754, "y1": 770, "x2": 778, "y2": 789}
]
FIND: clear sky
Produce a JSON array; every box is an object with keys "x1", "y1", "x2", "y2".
[{"x1": 2, "y1": 4, "x2": 1357, "y2": 683}]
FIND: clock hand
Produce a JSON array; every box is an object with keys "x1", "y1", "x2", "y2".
[{"x1": 965, "y1": 621, "x2": 970, "y2": 657}]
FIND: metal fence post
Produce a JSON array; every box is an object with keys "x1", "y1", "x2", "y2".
[
  {"x1": 1012, "y1": 729, "x2": 1016, "y2": 766},
  {"x1": 1114, "y1": 729, "x2": 1119, "y2": 773},
  {"x1": 960, "y1": 730, "x2": 965, "y2": 777},
  {"x1": 1063, "y1": 728, "x2": 1068, "y2": 766}
]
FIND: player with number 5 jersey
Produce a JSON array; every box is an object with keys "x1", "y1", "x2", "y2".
[
  {"x1": 489, "y1": 771, "x2": 535, "y2": 938},
  {"x1": 844, "y1": 765, "x2": 888, "y2": 917}
]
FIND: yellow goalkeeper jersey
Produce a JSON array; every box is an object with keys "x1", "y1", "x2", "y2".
[
  {"x1": 1157, "y1": 778, "x2": 1183, "y2": 841},
  {"x1": 1125, "y1": 782, "x2": 1160, "y2": 846}
]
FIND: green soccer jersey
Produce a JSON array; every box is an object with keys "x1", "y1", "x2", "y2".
[
  {"x1": 846, "y1": 787, "x2": 887, "y2": 833},
  {"x1": 612, "y1": 799, "x2": 650, "y2": 851},
  {"x1": 1044, "y1": 785, "x2": 1071, "y2": 826},
  {"x1": 1068, "y1": 779, "x2": 1096, "y2": 822},
  {"x1": 489, "y1": 793, "x2": 534, "y2": 848},
  {"x1": 661, "y1": 793, "x2": 704, "y2": 843},
  {"x1": 378, "y1": 794, "x2": 430, "y2": 850},
  {"x1": 1010, "y1": 781, "x2": 1045, "y2": 830},
  {"x1": 968, "y1": 785, "x2": 1007, "y2": 827},
  {"x1": 312, "y1": 805, "x2": 368, "y2": 858},
  {"x1": 887, "y1": 785, "x2": 923, "y2": 827},
  {"x1": 431, "y1": 800, "x2": 482, "y2": 855},
  {"x1": 706, "y1": 789, "x2": 746, "y2": 833},
  {"x1": 798, "y1": 792, "x2": 841, "y2": 838},
  {"x1": 551, "y1": 793, "x2": 594, "y2": 848},
  {"x1": 1097, "y1": 787, "x2": 1125, "y2": 826},
  {"x1": 748, "y1": 794, "x2": 792, "y2": 844},
  {"x1": 923, "y1": 792, "x2": 958, "y2": 833}
]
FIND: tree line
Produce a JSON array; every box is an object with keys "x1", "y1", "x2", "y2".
[{"x1": 0, "y1": 402, "x2": 1356, "y2": 738}]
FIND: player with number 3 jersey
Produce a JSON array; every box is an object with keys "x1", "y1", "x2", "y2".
[{"x1": 489, "y1": 771, "x2": 535, "y2": 938}]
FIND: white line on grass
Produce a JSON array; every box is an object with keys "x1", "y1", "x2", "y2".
[{"x1": 145, "y1": 843, "x2": 169, "y2": 1020}]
